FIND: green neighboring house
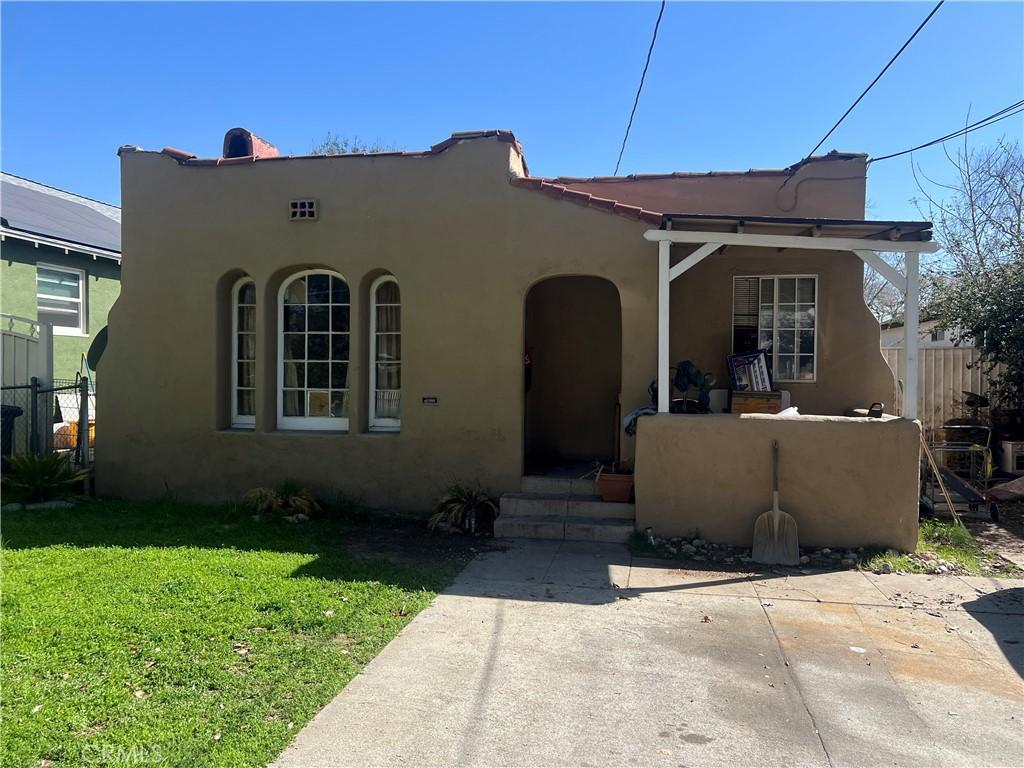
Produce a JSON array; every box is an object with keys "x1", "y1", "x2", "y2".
[{"x1": 1, "y1": 172, "x2": 121, "y2": 380}]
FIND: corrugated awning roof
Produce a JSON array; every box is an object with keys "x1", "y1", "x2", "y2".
[
  {"x1": 660, "y1": 213, "x2": 933, "y2": 242},
  {"x1": 1, "y1": 173, "x2": 121, "y2": 254}
]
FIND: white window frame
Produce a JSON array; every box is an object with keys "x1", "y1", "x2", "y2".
[
  {"x1": 36, "y1": 263, "x2": 86, "y2": 336},
  {"x1": 231, "y1": 277, "x2": 256, "y2": 428},
  {"x1": 369, "y1": 275, "x2": 401, "y2": 432},
  {"x1": 732, "y1": 274, "x2": 818, "y2": 384},
  {"x1": 277, "y1": 269, "x2": 350, "y2": 431}
]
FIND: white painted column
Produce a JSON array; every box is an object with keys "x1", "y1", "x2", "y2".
[
  {"x1": 658, "y1": 240, "x2": 671, "y2": 413},
  {"x1": 903, "y1": 251, "x2": 919, "y2": 420}
]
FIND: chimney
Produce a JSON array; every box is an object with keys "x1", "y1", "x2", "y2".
[{"x1": 222, "y1": 127, "x2": 280, "y2": 159}]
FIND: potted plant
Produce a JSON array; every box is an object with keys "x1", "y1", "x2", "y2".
[{"x1": 595, "y1": 461, "x2": 633, "y2": 503}]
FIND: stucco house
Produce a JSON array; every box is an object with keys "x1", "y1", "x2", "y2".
[
  {"x1": 1, "y1": 173, "x2": 121, "y2": 380},
  {"x1": 100, "y1": 128, "x2": 936, "y2": 551}
]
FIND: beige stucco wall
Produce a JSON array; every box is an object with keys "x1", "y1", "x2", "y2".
[
  {"x1": 634, "y1": 413, "x2": 921, "y2": 551},
  {"x1": 99, "y1": 134, "x2": 890, "y2": 510}
]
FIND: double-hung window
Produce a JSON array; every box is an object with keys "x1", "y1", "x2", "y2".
[
  {"x1": 37, "y1": 264, "x2": 86, "y2": 335},
  {"x1": 232, "y1": 278, "x2": 256, "y2": 427},
  {"x1": 278, "y1": 271, "x2": 350, "y2": 430},
  {"x1": 369, "y1": 276, "x2": 401, "y2": 431},
  {"x1": 733, "y1": 275, "x2": 817, "y2": 382}
]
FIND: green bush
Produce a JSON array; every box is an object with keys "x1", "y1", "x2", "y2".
[
  {"x1": 1, "y1": 453, "x2": 89, "y2": 504},
  {"x1": 428, "y1": 483, "x2": 498, "y2": 535}
]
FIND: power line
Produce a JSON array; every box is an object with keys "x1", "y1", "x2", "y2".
[
  {"x1": 868, "y1": 99, "x2": 1024, "y2": 164},
  {"x1": 614, "y1": 0, "x2": 666, "y2": 176},
  {"x1": 800, "y1": 0, "x2": 945, "y2": 162}
]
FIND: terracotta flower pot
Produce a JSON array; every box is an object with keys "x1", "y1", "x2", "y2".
[{"x1": 596, "y1": 471, "x2": 633, "y2": 503}]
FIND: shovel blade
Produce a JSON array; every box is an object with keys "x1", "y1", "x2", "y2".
[{"x1": 752, "y1": 510, "x2": 800, "y2": 566}]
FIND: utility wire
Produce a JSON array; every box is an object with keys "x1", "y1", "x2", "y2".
[
  {"x1": 868, "y1": 99, "x2": 1024, "y2": 164},
  {"x1": 614, "y1": 0, "x2": 666, "y2": 176},
  {"x1": 799, "y1": 0, "x2": 945, "y2": 163}
]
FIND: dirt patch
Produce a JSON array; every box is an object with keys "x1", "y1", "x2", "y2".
[{"x1": 965, "y1": 502, "x2": 1024, "y2": 568}]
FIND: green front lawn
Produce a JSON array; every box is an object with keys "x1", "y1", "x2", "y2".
[{"x1": 1, "y1": 499, "x2": 474, "y2": 768}]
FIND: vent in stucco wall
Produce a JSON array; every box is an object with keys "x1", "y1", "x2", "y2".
[{"x1": 289, "y1": 199, "x2": 318, "y2": 221}]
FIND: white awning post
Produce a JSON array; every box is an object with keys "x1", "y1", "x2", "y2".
[
  {"x1": 903, "y1": 250, "x2": 920, "y2": 420},
  {"x1": 658, "y1": 240, "x2": 671, "y2": 413}
]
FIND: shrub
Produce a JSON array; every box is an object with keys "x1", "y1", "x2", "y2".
[
  {"x1": 241, "y1": 487, "x2": 282, "y2": 516},
  {"x1": 1, "y1": 453, "x2": 89, "y2": 503},
  {"x1": 241, "y1": 482, "x2": 323, "y2": 518},
  {"x1": 428, "y1": 483, "x2": 498, "y2": 536}
]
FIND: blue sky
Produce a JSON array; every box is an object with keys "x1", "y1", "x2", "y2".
[{"x1": 2, "y1": 1, "x2": 1022, "y2": 221}]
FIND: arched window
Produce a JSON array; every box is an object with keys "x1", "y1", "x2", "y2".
[
  {"x1": 369, "y1": 276, "x2": 401, "y2": 431},
  {"x1": 278, "y1": 270, "x2": 350, "y2": 430},
  {"x1": 231, "y1": 278, "x2": 256, "y2": 428}
]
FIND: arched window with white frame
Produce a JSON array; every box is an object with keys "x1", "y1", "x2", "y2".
[
  {"x1": 278, "y1": 270, "x2": 350, "y2": 430},
  {"x1": 231, "y1": 277, "x2": 256, "y2": 428},
  {"x1": 369, "y1": 276, "x2": 401, "y2": 431}
]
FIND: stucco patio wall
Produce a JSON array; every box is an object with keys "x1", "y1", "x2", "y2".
[{"x1": 634, "y1": 413, "x2": 921, "y2": 551}]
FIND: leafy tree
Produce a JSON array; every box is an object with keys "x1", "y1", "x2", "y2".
[
  {"x1": 310, "y1": 131, "x2": 395, "y2": 155},
  {"x1": 915, "y1": 138, "x2": 1024, "y2": 410}
]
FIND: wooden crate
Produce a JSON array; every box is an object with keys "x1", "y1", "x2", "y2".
[{"x1": 730, "y1": 391, "x2": 785, "y2": 415}]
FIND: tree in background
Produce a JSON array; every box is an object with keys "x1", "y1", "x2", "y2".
[
  {"x1": 915, "y1": 138, "x2": 1023, "y2": 410},
  {"x1": 310, "y1": 131, "x2": 395, "y2": 155}
]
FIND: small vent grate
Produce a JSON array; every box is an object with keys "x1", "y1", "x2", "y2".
[{"x1": 289, "y1": 199, "x2": 318, "y2": 221}]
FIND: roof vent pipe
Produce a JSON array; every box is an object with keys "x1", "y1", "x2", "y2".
[{"x1": 222, "y1": 127, "x2": 280, "y2": 159}]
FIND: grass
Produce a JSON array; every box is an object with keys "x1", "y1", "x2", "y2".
[
  {"x1": 861, "y1": 516, "x2": 1022, "y2": 577},
  {"x1": 0, "y1": 498, "x2": 475, "y2": 768}
]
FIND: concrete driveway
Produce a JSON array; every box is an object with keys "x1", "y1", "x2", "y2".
[{"x1": 272, "y1": 540, "x2": 1024, "y2": 768}]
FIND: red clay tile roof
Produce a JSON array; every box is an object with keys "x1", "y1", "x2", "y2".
[{"x1": 509, "y1": 175, "x2": 663, "y2": 225}]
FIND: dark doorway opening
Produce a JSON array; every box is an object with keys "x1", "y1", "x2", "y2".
[{"x1": 523, "y1": 276, "x2": 622, "y2": 474}]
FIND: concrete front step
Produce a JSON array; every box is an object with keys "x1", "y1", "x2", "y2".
[
  {"x1": 521, "y1": 474, "x2": 596, "y2": 495},
  {"x1": 493, "y1": 513, "x2": 635, "y2": 543},
  {"x1": 501, "y1": 492, "x2": 635, "y2": 521}
]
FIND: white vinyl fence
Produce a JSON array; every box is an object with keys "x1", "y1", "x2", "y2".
[{"x1": 881, "y1": 346, "x2": 988, "y2": 434}]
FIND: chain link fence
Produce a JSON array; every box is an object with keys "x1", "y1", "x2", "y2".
[{"x1": 1, "y1": 375, "x2": 94, "y2": 471}]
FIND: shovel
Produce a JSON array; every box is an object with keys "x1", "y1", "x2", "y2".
[{"x1": 752, "y1": 440, "x2": 799, "y2": 565}]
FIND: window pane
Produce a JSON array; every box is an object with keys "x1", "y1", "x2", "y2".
[
  {"x1": 331, "y1": 333, "x2": 349, "y2": 361},
  {"x1": 237, "y1": 361, "x2": 255, "y2": 388},
  {"x1": 284, "y1": 305, "x2": 305, "y2": 332},
  {"x1": 376, "y1": 305, "x2": 401, "y2": 332},
  {"x1": 375, "y1": 391, "x2": 400, "y2": 419},
  {"x1": 757, "y1": 331, "x2": 773, "y2": 350},
  {"x1": 284, "y1": 334, "x2": 305, "y2": 360},
  {"x1": 237, "y1": 389, "x2": 255, "y2": 416},
  {"x1": 284, "y1": 277, "x2": 305, "y2": 305},
  {"x1": 798, "y1": 278, "x2": 815, "y2": 303},
  {"x1": 758, "y1": 309, "x2": 774, "y2": 330},
  {"x1": 238, "y1": 333, "x2": 255, "y2": 360},
  {"x1": 777, "y1": 330, "x2": 795, "y2": 354},
  {"x1": 307, "y1": 334, "x2": 329, "y2": 360},
  {"x1": 331, "y1": 277, "x2": 349, "y2": 304},
  {"x1": 283, "y1": 390, "x2": 305, "y2": 417},
  {"x1": 778, "y1": 278, "x2": 796, "y2": 303},
  {"x1": 377, "y1": 363, "x2": 401, "y2": 390},
  {"x1": 37, "y1": 268, "x2": 80, "y2": 299},
  {"x1": 330, "y1": 390, "x2": 349, "y2": 418},
  {"x1": 376, "y1": 334, "x2": 401, "y2": 362},
  {"x1": 798, "y1": 355, "x2": 815, "y2": 380},
  {"x1": 307, "y1": 275, "x2": 330, "y2": 304},
  {"x1": 307, "y1": 305, "x2": 330, "y2": 332},
  {"x1": 38, "y1": 301, "x2": 80, "y2": 329},
  {"x1": 331, "y1": 363, "x2": 349, "y2": 389},
  {"x1": 331, "y1": 305, "x2": 350, "y2": 332},
  {"x1": 799, "y1": 330, "x2": 815, "y2": 354},
  {"x1": 283, "y1": 362, "x2": 305, "y2": 388},
  {"x1": 776, "y1": 355, "x2": 796, "y2": 381},
  {"x1": 777, "y1": 305, "x2": 795, "y2": 328},
  {"x1": 307, "y1": 390, "x2": 330, "y2": 417},
  {"x1": 238, "y1": 305, "x2": 255, "y2": 332},
  {"x1": 798, "y1": 304, "x2": 815, "y2": 329},
  {"x1": 306, "y1": 363, "x2": 329, "y2": 388},
  {"x1": 760, "y1": 278, "x2": 774, "y2": 303},
  {"x1": 376, "y1": 280, "x2": 400, "y2": 304},
  {"x1": 238, "y1": 282, "x2": 256, "y2": 305}
]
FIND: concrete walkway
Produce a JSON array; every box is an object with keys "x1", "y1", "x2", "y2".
[{"x1": 272, "y1": 540, "x2": 1024, "y2": 768}]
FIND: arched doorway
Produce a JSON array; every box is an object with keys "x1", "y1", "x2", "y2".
[{"x1": 524, "y1": 276, "x2": 622, "y2": 474}]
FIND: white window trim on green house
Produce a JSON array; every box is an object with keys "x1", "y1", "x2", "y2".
[{"x1": 36, "y1": 263, "x2": 87, "y2": 337}]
